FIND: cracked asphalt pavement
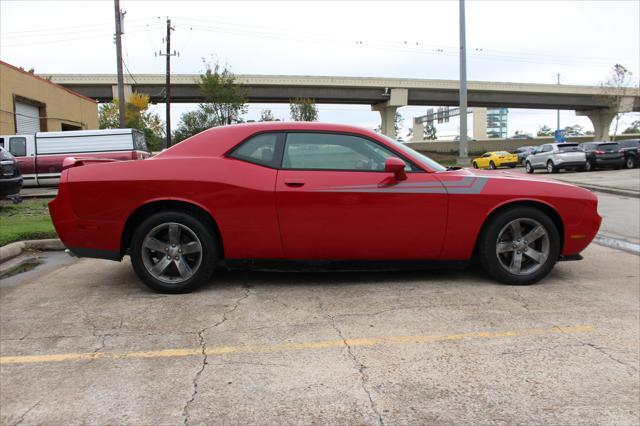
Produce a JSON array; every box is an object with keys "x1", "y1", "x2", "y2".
[{"x1": 1, "y1": 243, "x2": 639, "y2": 425}]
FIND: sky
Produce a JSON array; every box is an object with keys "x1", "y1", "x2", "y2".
[{"x1": 1, "y1": 0, "x2": 639, "y2": 139}]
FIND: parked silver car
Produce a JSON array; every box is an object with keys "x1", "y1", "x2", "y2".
[{"x1": 525, "y1": 143, "x2": 587, "y2": 173}]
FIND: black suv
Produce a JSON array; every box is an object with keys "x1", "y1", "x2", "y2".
[
  {"x1": 0, "y1": 146, "x2": 23, "y2": 199},
  {"x1": 579, "y1": 141, "x2": 625, "y2": 171},
  {"x1": 617, "y1": 139, "x2": 639, "y2": 169}
]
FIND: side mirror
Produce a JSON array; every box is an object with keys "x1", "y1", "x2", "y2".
[{"x1": 385, "y1": 157, "x2": 407, "y2": 181}]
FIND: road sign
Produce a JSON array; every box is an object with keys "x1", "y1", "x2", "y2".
[{"x1": 554, "y1": 129, "x2": 566, "y2": 142}]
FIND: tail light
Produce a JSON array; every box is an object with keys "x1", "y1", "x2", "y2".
[{"x1": 593, "y1": 150, "x2": 605, "y2": 154}]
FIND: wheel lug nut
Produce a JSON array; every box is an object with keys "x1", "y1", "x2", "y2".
[
  {"x1": 178, "y1": 249, "x2": 182, "y2": 253},
  {"x1": 172, "y1": 244, "x2": 176, "y2": 247},
  {"x1": 166, "y1": 255, "x2": 171, "y2": 259}
]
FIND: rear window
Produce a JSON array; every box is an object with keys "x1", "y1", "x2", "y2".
[
  {"x1": 618, "y1": 140, "x2": 640, "y2": 148},
  {"x1": 597, "y1": 143, "x2": 620, "y2": 151},
  {"x1": 558, "y1": 144, "x2": 581, "y2": 152},
  {"x1": 496, "y1": 151, "x2": 511, "y2": 156}
]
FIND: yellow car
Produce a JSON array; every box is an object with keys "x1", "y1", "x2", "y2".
[{"x1": 472, "y1": 151, "x2": 518, "y2": 170}]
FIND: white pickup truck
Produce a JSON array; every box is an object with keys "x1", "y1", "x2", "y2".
[
  {"x1": 0, "y1": 128, "x2": 150, "y2": 187},
  {"x1": 524, "y1": 143, "x2": 587, "y2": 174}
]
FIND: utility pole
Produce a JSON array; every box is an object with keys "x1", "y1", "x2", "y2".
[
  {"x1": 114, "y1": 0, "x2": 126, "y2": 128},
  {"x1": 556, "y1": 73, "x2": 561, "y2": 132},
  {"x1": 457, "y1": 0, "x2": 469, "y2": 165},
  {"x1": 158, "y1": 18, "x2": 177, "y2": 147}
]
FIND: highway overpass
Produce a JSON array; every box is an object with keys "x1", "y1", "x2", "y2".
[{"x1": 45, "y1": 73, "x2": 640, "y2": 141}]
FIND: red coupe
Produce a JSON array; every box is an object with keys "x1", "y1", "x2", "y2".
[{"x1": 49, "y1": 122, "x2": 601, "y2": 293}]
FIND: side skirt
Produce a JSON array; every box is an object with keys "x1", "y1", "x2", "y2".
[
  {"x1": 67, "y1": 247, "x2": 122, "y2": 261},
  {"x1": 222, "y1": 259, "x2": 469, "y2": 272}
]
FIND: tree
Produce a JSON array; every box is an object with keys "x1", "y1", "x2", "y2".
[
  {"x1": 98, "y1": 92, "x2": 165, "y2": 151},
  {"x1": 173, "y1": 63, "x2": 247, "y2": 143},
  {"x1": 259, "y1": 109, "x2": 277, "y2": 122},
  {"x1": 563, "y1": 124, "x2": 584, "y2": 136},
  {"x1": 600, "y1": 64, "x2": 635, "y2": 140},
  {"x1": 513, "y1": 130, "x2": 532, "y2": 137},
  {"x1": 537, "y1": 125, "x2": 553, "y2": 137},
  {"x1": 424, "y1": 124, "x2": 437, "y2": 140},
  {"x1": 289, "y1": 98, "x2": 318, "y2": 121},
  {"x1": 624, "y1": 119, "x2": 640, "y2": 134}
]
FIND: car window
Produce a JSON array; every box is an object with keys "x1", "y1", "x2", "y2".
[
  {"x1": 619, "y1": 140, "x2": 639, "y2": 148},
  {"x1": 282, "y1": 132, "x2": 411, "y2": 171},
  {"x1": 496, "y1": 151, "x2": 510, "y2": 155},
  {"x1": 558, "y1": 144, "x2": 581, "y2": 152},
  {"x1": 482, "y1": 153, "x2": 491, "y2": 157},
  {"x1": 229, "y1": 133, "x2": 279, "y2": 167},
  {"x1": 9, "y1": 137, "x2": 26, "y2": 157},
  {"x1": 542, "y1": 145, "x2": 552, "y2": 152},
  {"x1": 597, "y1": 143, "x2": 620, "y2": 151}
]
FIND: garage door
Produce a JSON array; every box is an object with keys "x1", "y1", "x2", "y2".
[{"x1": 15, "y1": 101, "x2": 41, "y2": 134}]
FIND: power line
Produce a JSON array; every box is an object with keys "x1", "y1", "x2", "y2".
[{"x1": 170, "y1": 17, "x2": 638, "y2": 67}]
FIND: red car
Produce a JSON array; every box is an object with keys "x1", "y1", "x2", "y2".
[{"x1": 49, "y1": 122, "x2": 601, "y2": 293}]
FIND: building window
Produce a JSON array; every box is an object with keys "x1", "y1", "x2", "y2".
[{"x1": 61, "y1": 123, "x2": 82, "y2": 131}]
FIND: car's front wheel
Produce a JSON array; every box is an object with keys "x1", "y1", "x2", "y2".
[
  {"x1": 477, "y1": 207, "x2": 560, "y2": 285},
  {"x1": 130, "y1": 211, "x2": 217, "y2": 293},
  {"x1": 585, "y1": 161, "x2": 594, "y2": 171},
  {"x1": 472, "y1": 161, "x2": 478, "y2": 169}
]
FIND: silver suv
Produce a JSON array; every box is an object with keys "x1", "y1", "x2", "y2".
[{"x1": 525, "y1": 143, "x2": 586, "y2": 174}]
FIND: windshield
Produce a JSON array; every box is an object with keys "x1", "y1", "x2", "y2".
[
  {"x1": 380, "y1": 135, "x2": 447, "y2": 172},
  {"x1": 133, "y1": 130, "x2": 149, "y2": 152}
]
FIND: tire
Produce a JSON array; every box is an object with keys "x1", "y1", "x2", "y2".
[
  {"x1": 546, "y1": 161, "x2": 558, "y2": 174},
  {"x1": 489, "y1": 161, "x2": 496, "y2": 170},
  {"x1": 626, "y1": 157, "x2": 637, "y2": 169},
  {"x1": 472, "y1": 162, "x2": 478, "y2": 169},
  {"x1": 525, "y1": 162, "x2": 534, "y2": 174},
  {"x1": 585, "y1": 161, "x2": 593, "y2": 172},
  {"x1": 477, "y1": 206, "x2": 561, "y2": 285},
  {"x1": 509, "y1": 164, "x2": 516, "y2": 168},
  {"x1": 130, "y1": 211, "x2": 218, "y2": 293}
]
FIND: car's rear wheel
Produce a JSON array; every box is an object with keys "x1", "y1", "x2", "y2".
[
  {"x1": 489, "y1": 161, "x2": 496, "y2": 170},
  {"x1": 626, "y1": 157, "x2": 637, "y2": 169},
  {"x1": 130, "y1": 211, "x2": 217, "y2": 293},
  {"x1": 477, "y1": 207, "x2": 560, "y2": 285},
  {"x1": 546, "y1": 161, "x2": 558, "y2": 173},
  {"x1": 585, "y1": 161, "x2": 594, "y2": 171},
  {"x1": 525, "y1": 162, "x2": 534, "y2": 174}
]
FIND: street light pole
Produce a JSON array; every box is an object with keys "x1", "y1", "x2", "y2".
[
  {"x1": 556, "y1": 73, "x2": 561, "y2": 132},
  {"x1": 457, "y1": 0, "x2": 469, "y2": 165}
]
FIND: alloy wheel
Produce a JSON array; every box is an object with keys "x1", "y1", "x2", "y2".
[
  {"x1": 141, "y1": 222, "x2": 203, "y2": 284},
  {"x1": 496, "y1": 218, "x2": 550, "y2": 276}
]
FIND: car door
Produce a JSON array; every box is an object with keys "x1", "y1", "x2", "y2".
[
  {"x1": 8, "y1": 136, "x2": 36, "y2": 186},
  {"x1": 535, "y1": 144, "x2": 551, "y2": 166},
  {"x1": 477, "y1": 153, "x2": 490, "y2": 168},
  {"x1": 275, "y1": 132, "x2": 448, "y2": 260}
]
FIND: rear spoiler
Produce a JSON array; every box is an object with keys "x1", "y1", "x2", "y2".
[{"x1": 62, "y1": 157, "x2": 118, "y2": 171}]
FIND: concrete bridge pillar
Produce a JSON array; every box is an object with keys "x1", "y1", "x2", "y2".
[
  {"x1": 372, "y1": 88, "x2": 408, "y2": 138},
  {"x1": 576, "y1": 96, "x2": 636, "y2": 141},
  {"x1": 412, "y1": 119, "x2": 424, "y2": 142},
  {"x1": 111, "y1": 84, "x2": 132, "y2": 102},
  {"x1": 577, "y1": 109, "x2": 616, "y2": 141}
]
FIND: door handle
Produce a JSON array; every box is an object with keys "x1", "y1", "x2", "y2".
[{"x1": 284, "y1": 179, "x2": 305, "y2": 187}]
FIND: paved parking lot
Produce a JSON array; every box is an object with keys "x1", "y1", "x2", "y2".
[{"x1": 1, "y1": 243, "x2": 638, "y2": 425}]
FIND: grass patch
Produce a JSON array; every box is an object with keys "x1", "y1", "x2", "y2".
[{"x1": 0, "y1": 199, "x2": 57, "y2": 246}]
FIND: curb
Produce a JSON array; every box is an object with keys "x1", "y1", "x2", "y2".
[
  {"x1": 572, "y1": 183, "x2": 639, "y2": 199},
  {"x1": 0, "y1": 239, "x2": 65, "y2": 264}
]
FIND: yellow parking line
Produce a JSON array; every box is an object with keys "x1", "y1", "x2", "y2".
[{"x1": 0, "y1": 324, "x2": 593, "y2": 365}]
